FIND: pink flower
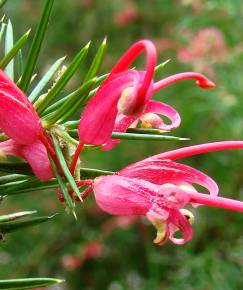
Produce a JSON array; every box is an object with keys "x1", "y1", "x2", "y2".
[
  {"x1": 114, "y1": 3, "x2": 139, "y2": 27},
  {"x1": 71, "y1": 40, "x2": 215, "y2": 171},
  {"x1": 178, "y1": 28, "x2": 227, "y2": 64},
  {"x1": 75, "y1": 141, "x2": 243, "y2": 245},
  {"x1": 0, "y1": 69, "x2": 53, "y2": 180}
]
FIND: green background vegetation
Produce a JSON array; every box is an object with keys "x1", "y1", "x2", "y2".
[{"x1": 1, "y1": 0, "x2": 243, "y2": 289}]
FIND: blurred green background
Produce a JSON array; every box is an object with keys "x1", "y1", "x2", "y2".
[{"x1": 1, "y1": 0, "x2": 243, "y2": 289}]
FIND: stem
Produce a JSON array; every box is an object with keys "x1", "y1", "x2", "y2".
[
  {"x1": 189, "y1": 192, "x2": 243, "y2": 212},
  {"x1": 66, "y1": 181, "x2": 93, "y2": 201},
  {"x1": 108, "y1": 40, "x2": 157, "y2": 108},
  {"x1": 153, "y1": 72, "x2": 215, "y2": 93},
  {"x1": 80, "y1": 186, "x2": 93, "y2": 200},
  {"x1": 156, "y1": 141, "x2": 243, "y2": 161},
  {"x1": 39, "y1": 131, "x2": 60, "y2": 171},
  {"x1": 69, "y1": 142, "x2": 84, "y2": 175},
  {"x1": 76, "y1": 180, "x2": 93, "y2": 187}
]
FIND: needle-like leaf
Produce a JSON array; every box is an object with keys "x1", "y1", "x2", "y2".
[
  {"x1": 52, "y1": 136, "x2": 82, "y2": 201},
  {"x1": 0, "y1": 214, "x2": 56, "y2": 234},
  {"x1": 0, "y1": 162, "x2": 113, "y2": 180},
  {"x1": 0, "y1": 177, "x2": 57, "y2": 195},
  {"x1": 0, "y1": 162, "x2": 33, "y2": 175},
  {"x1": 0, "y1": 0, "x2": 8, "y2": 8},
  {"x1": 42, "y1": 72, "x2": 107, "y2": 115},
  {"x1": 0, "y1": 18, "x2": 6, "y2": 44},
  {"x1": 0, "y1": 277, "x2": 64, "y2": 290},
  {"x1": 49, "y1": 157, "x2": 76, "y2": 218},
  {"x1": 84, "y1": 37, "x2": 107, "y2": 81},
  {"x1": 4, "y1": 19, "x2": 14, "y2": 79},
  {"x1": 0, "y1": 211, "x2": 37, "y2": 222},
  {"x1": 0, "y1": 174, "x2": 26, "y2": 185},
  {"x1": 111, "y1": 132, "x2": 189, "y2": 141},
  {"x1": 0, "y1": 29, "x2": 30, "y2": 69},
  {"x1": 35, "y1": 42, "x2": 90, "y2": 114},
  {"x1": 17, "y1": 49, "x2": 23, "y2": 78},
  {"x1": 43, "y1": 78, "x2": 96, "y2": 125},
  {"x1": 29, "y1": 56, "x2": 66, "y2": 102},
  {"x1": 18, "y1": 0, "x2": 54, "y2": 92},
  {"x1": 68, "y1": 129, "x2": 189, "y2": 142}
]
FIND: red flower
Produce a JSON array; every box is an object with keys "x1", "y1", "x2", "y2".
[
  {"x1": 75, "y1": 141, "x2": 243, "y2": 245},
  {"x1": 70, "y1": 40, "x2": 215, "y2": 173},
  {"x1": 0, "y1": 69, "x2": 53, "y2": 180}
]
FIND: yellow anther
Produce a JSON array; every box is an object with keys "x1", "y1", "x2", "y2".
[{"x1": 180, "y1": 208, "x2": 195, "y2": 224}]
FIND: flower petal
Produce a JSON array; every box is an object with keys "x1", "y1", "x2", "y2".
[
  {"x1": 0, "y1": 91, "x2": 41, "y2": 144},
  {"x1": 0, "y1": 69, "x2": 33, "y2": 109},
  {"x1": 106, "y1": 40, "x2": 157, "y2": 109},
  {"x1": 93, "y1": 175, "x2": 159, "y2": 215},
  {"x1": 119, "y1": 159, "x2": 218, "y2": 196},
  {"x1": 0, "y1": 139, "x2": 53, "y2": 180},
  {"x1": 19, "y1": 141, "x2": 53, "y2": 180},
  {"x1": 0, "y1": 139, "x2": 21, "y2": 155},
  {"x1": 167, "y1": 208, "x2": 193, "y2": 245},
  {"x1": 102, "y1": 113, "x2": 138, "y2": 150},
  {"x1": 141, "y1": 100, "x2": 181, "y2": 131},
  {"x1": 146, "y1": 207, "x2": 169, "y2": 245},
  {"x1": 78, "y1": 70, "x2": 141, "y2": 145}
]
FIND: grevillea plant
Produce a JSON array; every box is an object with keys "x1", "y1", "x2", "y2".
[{"x1": 1, "y1": 0, "x2": 243, "y2": 289}]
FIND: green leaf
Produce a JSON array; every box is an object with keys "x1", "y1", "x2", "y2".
[
  {"x1": 80, "y1": 167, "x2": 113, "y2": 178},
  {"x1": 35, "y1": 42, "x2": 90, "y2": 114},
  {"x1": 84, "y1": 37, "x2": 107, "y2": 82},
  {"x1": 0, "y1": 18, "x2": 6, "y2": 44},
  {"x1": 0, "y1": 0, "x2": 8, "y2": 8},
  {"x1": 43, "y1": 78, "x2": 96, "y2": 125},
  {"x1": 67, "y1": 129, "x2": 188, "y2": 142},
  {"x1": 0, "y1": 278, "x2": 64, "y2": 290},
  {"x1": 64, "y1": 120, "x2": 79, "y2": 130},
  {"x1": 29, "y1": 56, "x2": 66, "y2": 102},
  {"x1": 0, "y1": 162, "x2": 33, "y2": 175},
  {"x1": 4, "y1": 19, "x2": 14, "y2": 79},
  {"x1": 0, "y1": 174, "x2": 26, "y2": 185},
  {"x1": 42, "y1": 72, "x2": 107, "y2": 115},
  {"x1": 111, "y1": 132, "x2": 189, "y2": 141},
  {"x1": 17, "y1": 49, "x2": 23, "y2": 79},
  {"x1": 18, "y1": 0, "x2": 54, "y2": 92},
  {"x1": 0, "y1": 214, "x2": 56, "y2": 234},
  {"x1": 0, "y1": 211, "x2": 37, "y2": 222},
  {"x1": 155, "y1": 59, "x2": 171, "y2": 77},
  {"x1": 52, "y1": 136, "x2": 82, "y2": 201},
  {"x1": 0, "y1": 29, "x2": 30, "y2": 69},
  {"x1": 0, "y1": 177, "x2": 57, "y2": 195},
  {"x1": 78, "y1": 72, "x2": 107, "y2": 107},
  {"x1": 49, "y1": 157, "x2": 76, "y2": 216},
  {"x1": 127, "y1": 128, "x2": 163, "y2": 134},
  {"x1": 0, "y1": 162, "x2": 112, "y2": 183}
]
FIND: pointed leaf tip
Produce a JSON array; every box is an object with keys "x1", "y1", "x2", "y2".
[
  {"x1": 0, "y1": 210, "x2": 37, "y2": 222},
  {"x1": 85, "y1": 41, "x2": 91, "y2": 49},
  {"x1": 19, "y1": 0, "x2": 54, "y2": 91},
  {"x1": 102, "y1": 36, "x2": 107, "y2": 45},
  {"x1": 155, "y1": 59, "x2": 171, "y2": 73},
  {"x1": 162, "y1": 59, "x2": 171, "y2": 66},
  {"x1": 26, "y1": 28, "x2": 31, "y2": 35},
  {"x1": 0, "y1": 214, "x2": 56, "y2": 234},
  {"x1": 0, "y1": 277, "x2": 65, "y2": 289},
  {"x1": 179, "y1": 137, "x2": 190, "y2": 141}
]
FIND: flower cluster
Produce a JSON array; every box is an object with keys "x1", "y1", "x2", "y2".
[{"x1": 1, "y1": 39, "x2": 243, "y2": 246}]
